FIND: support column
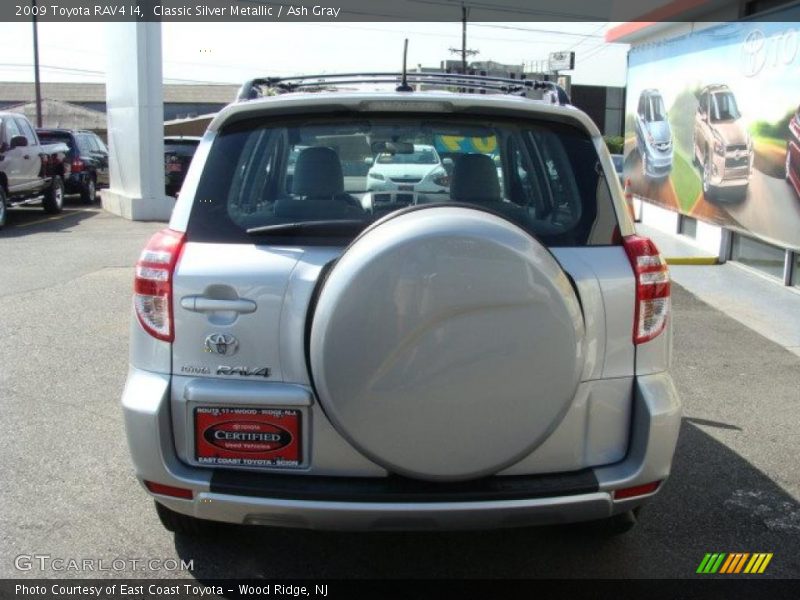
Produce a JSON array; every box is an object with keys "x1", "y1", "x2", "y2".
[
  {"x1": 100, "y1": 22, "x2": 171, "y2": 221},
  {"x1": 784, "y1": 249, "x2": 794, "y2": 286},
  {"x1": 718, "y1": 228, "x2": 732, "y2": 265}
]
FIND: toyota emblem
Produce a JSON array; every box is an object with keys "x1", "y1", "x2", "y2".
[{"x1": 204, "y1": 333, "x2": 239, "y2": 356}]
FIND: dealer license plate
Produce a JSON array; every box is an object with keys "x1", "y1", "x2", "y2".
[{"x1": 194, "y1": 406, "x2": 302, "y2": 468}]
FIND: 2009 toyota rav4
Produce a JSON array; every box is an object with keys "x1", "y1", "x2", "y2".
[{"x1": 122, "y1": 74, "x2": 681, "y2": 535}]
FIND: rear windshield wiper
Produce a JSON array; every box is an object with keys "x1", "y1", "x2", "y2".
[{"x1": 246, "y1": 219, "x2": 368, "y2": 236}]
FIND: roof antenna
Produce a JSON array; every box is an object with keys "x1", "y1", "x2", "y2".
[{"x1": 397, "y1": 39, "x2": 413, "y2": 92}]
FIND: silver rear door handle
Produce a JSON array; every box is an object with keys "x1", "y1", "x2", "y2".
[{"x1": 180, "y1": 296, "x2": 257, "y2": 314}]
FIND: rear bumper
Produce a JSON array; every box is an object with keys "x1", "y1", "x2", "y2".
[
  {"x1": 64, "y1": 172, "x2": 91, "y2": 192},
  {"x1": 170, "y1": 491, "x2": 613, "y2": 531},
  {"x1": 121, "y1": 368, "x2": 681, "y2": 531}
]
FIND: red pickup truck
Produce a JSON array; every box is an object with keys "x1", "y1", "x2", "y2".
[{"x1": 0, "y1": 112, "x2": 70, "y2": 229}]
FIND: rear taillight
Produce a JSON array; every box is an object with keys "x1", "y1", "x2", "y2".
[
  {"x1": 623, "y1": 235, "x2": 670, "y2": 345},
  {"x1": 134, "y1": 228, "x2": 185, "y2": 342},
  {"x1": 71, "y1": 158, "x2": 84, "y2": 172}
]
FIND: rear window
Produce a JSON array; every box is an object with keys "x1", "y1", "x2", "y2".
[
  {"x1": 78, "y1": 134, "x2": 97, "y2": 153},
  {"x1": 187, "y1": 114, "x2": 619, "y2": 247},
  {"x1": 37, "y1": 132, "x2": 76, "y2": 152},
  {"x1": 165, "y1": 140, "x2": 200, "y2": 156},
  {"x1": 376, "y1": 146, "x2": 439, "y2": 165}
]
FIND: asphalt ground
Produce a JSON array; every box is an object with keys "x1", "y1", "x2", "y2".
[{"x1": 0, "y1": 200, "x2": 798, "y2": 580}]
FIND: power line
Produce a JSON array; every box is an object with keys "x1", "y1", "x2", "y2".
[
  {"x1": 241, "y1": 0, "x2": 602, "y2": 20},
  {"x1": 302, "y1": 22, "x2": 555, "y2": 43},
  {"x1": 0, "y1": 62, "x2": 236, "y2": 85},
  {"x1": 564, "y1": 23, "x2": 609, "y2": 51},
  {"x1": 406, "y1": 0, "x2": 601, "y2": 20},
  {"x1": 577, "y1": 44, "x2": 614, "y2": 64},
  {"x1": 472, "y1": 23, "x2": 607, "y2": 38}
]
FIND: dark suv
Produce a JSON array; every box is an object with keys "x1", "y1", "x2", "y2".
[
  {"x1": 37, "y1": 129, "x2": 109, "y2": 203},
  {"x1": 164, "y1": 136, "x2": 201, "y2": 197}
]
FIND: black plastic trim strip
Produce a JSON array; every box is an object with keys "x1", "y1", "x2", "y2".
[{"x1": 209, "y1": 469, "x2": 599, "y2": 503}]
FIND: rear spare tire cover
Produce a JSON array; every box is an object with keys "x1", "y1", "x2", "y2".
[{"x1": 309, "y1": 205, "x2": 585, "y2": 481}]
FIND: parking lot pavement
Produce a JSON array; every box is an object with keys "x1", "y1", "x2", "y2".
[{"x1": 1, "y1": 209, "x2": 798, "y2": 580}]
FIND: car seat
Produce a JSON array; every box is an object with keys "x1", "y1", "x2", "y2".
[
  {"x1": 274, "y1": 147, "x2": 363, "y2": 220},
  {"x1": 450, "y1": 153, "x2": 529, "y2": 225}
]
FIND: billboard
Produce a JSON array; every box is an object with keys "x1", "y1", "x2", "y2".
[
  {"x1": 624, "y1": 7, "x2": 800, "y2": 251},
  {"x1": 549, "y1": 51, "x2": 575, "y2": 71}
]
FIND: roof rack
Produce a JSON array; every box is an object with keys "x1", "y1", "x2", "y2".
[{"x1": 235, "y1": 72, "x2": 571, "y2": 106}]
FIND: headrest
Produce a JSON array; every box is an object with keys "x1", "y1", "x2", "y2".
[
  {"x1": 450, "y1": 153, "x2": 501, "y2": 203},
  {"x1": 291, "y1": 147, "x2": 344, "y2": 197}
]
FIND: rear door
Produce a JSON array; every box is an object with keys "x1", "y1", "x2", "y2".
[
  {"x1": 0, "y1": 118, "x2": 24, "y2": 191},
  {"x1": 14, "y1": 117, "x2": 42, "y2": 190},
  {"x1": 173, "y1": 113, "x2": 634, "y2": 382},
  {"x1": 76, "y1": 133, "x2": 95, "y2": 165},
  {"x1": 90, "y1": 135, "x2": 110, "y2": 185},
  {"x1": 168, "y1": 111, "x2": 635, "y2": 471},
  {"x1": 77, "y1": 133, "x2": 103, "y2": 184}
]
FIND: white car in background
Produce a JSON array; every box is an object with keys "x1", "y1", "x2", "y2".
[{"x1": 366, "y1": 144, "x2": 450, "y2": 201}]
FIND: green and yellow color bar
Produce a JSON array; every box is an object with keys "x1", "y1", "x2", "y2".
[{"x1": 696, "y1": 552, "x2": 773, "y2": 574}]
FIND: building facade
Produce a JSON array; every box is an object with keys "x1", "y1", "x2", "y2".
[{"x1": 0, "y1": 82, "x2": 238, "y2": 124}]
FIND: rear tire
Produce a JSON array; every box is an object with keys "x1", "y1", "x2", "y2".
[
  {"x1": 154, "y1": 501, "x2": 215, "y2": 536},
  {"x1": 42, "y1": 176, "x2": 64, "y2": 214},
  {"x1": 80, "y1": 177, "x2": 96, "y2": 204},
  {"x1": 0, "y1": 187, "x2": 7, "y2": 229}
]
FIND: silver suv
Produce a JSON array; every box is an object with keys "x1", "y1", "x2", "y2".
[
  {"x1": 693, "y1": 84, "x2": 753, "y2": 198},
  {"x1": 122, "y1": 74, "x2": 681, "y2": 535}
]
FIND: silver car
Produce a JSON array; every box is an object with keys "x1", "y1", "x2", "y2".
[
  {"x1": 635, "y1": 89, "x2": 673, "y2": 179},
  {"x1": 693, "y1": 84, "x2": 753, "y2": 199},
  {"x1": 122, "y1": 78, "x2": 681, "y2": 535},
  {"x1": 366, "y1": 143, "x2": 449, "y2": 202}
]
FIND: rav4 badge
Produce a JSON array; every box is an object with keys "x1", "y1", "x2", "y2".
[{"x1": 216, "y1": 365, "x2": 271, "y2": 378}]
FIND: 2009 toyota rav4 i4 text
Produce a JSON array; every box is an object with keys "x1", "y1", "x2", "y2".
[{"x1": 121, "y1": 73, "x2": 681, "y2": 536}]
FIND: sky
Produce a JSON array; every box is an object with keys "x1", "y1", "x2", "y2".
[{"x1": 0, "y1": 21, "x2": 628, "y2": 87}]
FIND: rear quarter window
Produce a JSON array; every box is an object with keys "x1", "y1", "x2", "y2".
[{"x1": 187, "y1": 113, "x2": 619, "y2": 247}]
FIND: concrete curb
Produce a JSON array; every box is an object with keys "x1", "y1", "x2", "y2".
[{"x1": 665, "y1": 256, "x2": 719, "y2": 266}]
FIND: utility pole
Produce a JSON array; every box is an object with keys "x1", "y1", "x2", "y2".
[
  {"x1": 448, "y1": 3, "x2": 478, "y2": 74},
  {"x1": 460, "y1": 5, "x2": 468, "y2": 74},
  {"x1": 32, "y1": 0, "x2": 43, "y2": 127}
]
